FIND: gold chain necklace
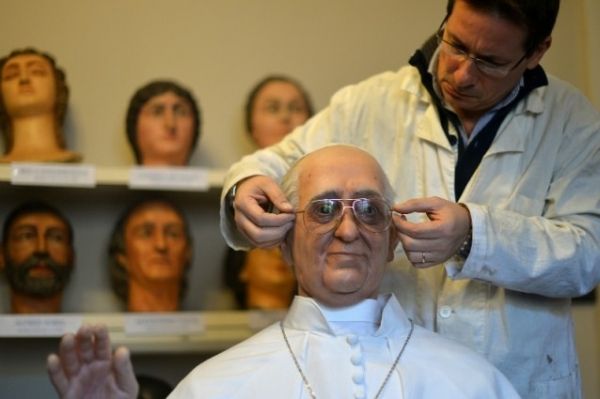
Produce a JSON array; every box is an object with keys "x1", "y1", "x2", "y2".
[{"x1": 280, "y1": 319, "x2": 414, "y2": 399}]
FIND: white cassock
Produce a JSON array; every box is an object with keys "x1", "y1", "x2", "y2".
[{"x1": 169, "y1": 294, "x2": 520, "y2": 398}]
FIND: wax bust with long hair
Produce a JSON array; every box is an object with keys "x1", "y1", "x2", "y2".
[{"x1": 0, "y1": 47, "x2": 80, "y2": 162}]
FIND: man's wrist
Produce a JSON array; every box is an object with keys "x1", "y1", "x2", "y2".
[
  {"x1": 457, "y1": 203, "x2": 473, "y2": 259},
  {"x1": 226, "y1": 183, "x2": 238, "y2": 218},
  {"x1": 457, "y1": 227, "x2": 472, "y2": 259}
]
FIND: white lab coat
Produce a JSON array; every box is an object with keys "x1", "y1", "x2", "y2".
[
  {"x1": 170, "y1": 294, "x2": 519, "y2": 398},
  {"x1": 220, "y1": 65, "x2": 600, "y2": 398}
]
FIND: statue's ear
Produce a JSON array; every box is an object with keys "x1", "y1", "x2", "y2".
[
  {"x1": 280, "y1": 233, "x2": 294, "y2": 267},
  {"x1": 387, "y1": 227, "x2": 400, "y2": 263}
]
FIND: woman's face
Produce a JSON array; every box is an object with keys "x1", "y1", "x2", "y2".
[
  {"x1": 250, "y1": 81, "x2": 310, "y2": 148},
  {"x1": 136, "y1": 91, "x2": 195, "y2": 166}
]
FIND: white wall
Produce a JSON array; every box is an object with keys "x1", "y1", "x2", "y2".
[
  {"x1": 1, "y1": 0, "x2": 594, "y2": 167},
  {"x1": 1, "y1": 0, "x2": 445, "y2": 167},
  {"x1": 582, "y1": 0, "x2": 600, "y2": 108}
]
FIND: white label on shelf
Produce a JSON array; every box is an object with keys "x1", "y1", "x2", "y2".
[
  {"x1": 129, "y1": 167, "x2": 209, "y2": 191},
  {"x1": 11, "y1": 163, "x2": 96, "y2": 187},
  {"x1": 0, "y1": 315, "x2": 83, "y2": 337},
  {"x1": 124, "y1": 313, "x2": 204, "y2": 336}
]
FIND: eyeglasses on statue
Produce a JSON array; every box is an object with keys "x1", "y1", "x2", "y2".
[{"x1": 295, "y1": 198, "x2": 393, "y2": 234}]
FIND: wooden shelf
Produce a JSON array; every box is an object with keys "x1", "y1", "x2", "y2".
[
  {"x1": 0, "y1": 310, "x2": 286, "y2": 354},
  {"x1": 0, "y1": 164, "x2": 227, "y2": 190},
  {"x1": 0, "y1": 163, "x2": 239, "y2": 355}
]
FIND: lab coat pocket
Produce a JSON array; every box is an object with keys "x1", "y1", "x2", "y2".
[{"x1": 531, "y1": 370, "x2": 580, "y2": 399}]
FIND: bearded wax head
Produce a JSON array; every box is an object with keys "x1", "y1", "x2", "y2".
[{"x1": 0, "y1": 201, "x2": 75, "y2": 313}]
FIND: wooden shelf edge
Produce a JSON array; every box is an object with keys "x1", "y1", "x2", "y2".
[
  {"x1": 0, "y1": 165, "x2": 227, "y2": 190},
  {"x1": 0, "y1": 310, "x2": 286, "y2": 354}
]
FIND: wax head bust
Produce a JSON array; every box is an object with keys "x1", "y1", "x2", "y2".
[
  {"x1": 222, "y1": 75, "x2": 313, "y2": 309},
  {"x1": 126, "y1": 80, "x2": 201, "y2": 166},
  {"x1": 109, "y1": 199, "x2": 192, "y2": 312},
  {"x1": 0, "y1": 202, "x2": 74, "y2": 313},
  {"x1": 0, "y1": 47, "x2": 80, "y2": 163},
  {"x1": 279, "y1": 145, "x2": 398, "y2": 307},
  {"x1": 224, "y1": 247, "x2": 296, "y2": 309},
  {"x1": 245, "y1": 75, "x2": 313, "y2": 148}
]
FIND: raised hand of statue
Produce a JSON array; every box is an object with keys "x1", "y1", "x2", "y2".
[
  {"x1": 47, "y1": 324, "x2": 138, "y2": 399},
  {"x1": 233, "y1": 175, "x2": 296, "y2": 248}
]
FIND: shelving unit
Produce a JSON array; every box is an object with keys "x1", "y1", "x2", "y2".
[
  {"x1": 0, "y1": 164, "x2": 227, "y2": 188},
  {"x1": 0, "y1": 163, "x2": 288, "y2": 396},
  {"x1": 0, "y1": 309, "x2": 285, "y2": 353},
  {"x1": 0, "y1": 163, "x2": 274, "y2": 352}
]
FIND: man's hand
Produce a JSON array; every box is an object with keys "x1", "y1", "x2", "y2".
[
  {"x1": 47, "y1": 324, "x2": 138, "y2": 399},
  {"x1": 393, "y1": 197, "x2": 471, "y2": 267},
  {"x1": 233, "y1": 175, "x2": 296, "y2": 247}
]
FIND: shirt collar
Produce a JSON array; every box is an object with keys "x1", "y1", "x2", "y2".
[
  {"x1": 283, "y1": 294, "x2": 411, "y2": 337},
  {"x1": 427, "y1": 44, "x2": 523, "y2": 142}
]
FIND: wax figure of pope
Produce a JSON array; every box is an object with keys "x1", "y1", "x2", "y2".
[{"x1": 47, "y1": 145, "x2": 519, "y2": 399}]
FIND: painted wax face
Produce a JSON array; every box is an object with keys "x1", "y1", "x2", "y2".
[
  {"x1": 136, "y1": 91, "x2": 195, "y2": 166},
  {"x1": 241, "y1": 247, "x2": 296, "y2": 297},
  {"x1": 118, "y1": 203, "x2": 190, "y2": 286},
  {"x1": 250, "y1": 81, "x2": 310, "y2": 148},
  {"x1": 281, "y1": 147, "x2": 397, "y2": 307},
  {"x1": 3, "y1": 212, "x2": 73, "y2": 296},
  {"x1": 1, "y1": 54, "x2": 57, "y2": 119}
]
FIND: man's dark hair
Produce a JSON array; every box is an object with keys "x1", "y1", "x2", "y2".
[
  {"x1": 446, "y1": 0, "x2": 560, "y2": 54},
  {"x1": 2, "y1": 201, "x2": 73, "y2": 247},
  {"x1": 244, "y1": 75, "x2": 314, "y2": 134},
  {"x1": 125, "y1": 80, "x2": 201, "y2": 164},
  {"x1": 108, "y1": 198, "x2": 192, "y2": 303},
  {"x1": 0, "y1": 47, "x2": 69, "y2": 152}
]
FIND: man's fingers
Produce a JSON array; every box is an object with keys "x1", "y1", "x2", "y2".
[
  {"x1": 239, "y1": 218, "x2": 295, "y2": 247},
  {"x1": 238, "y1": 175, "x2": 293, "y2": 214},
  {"x1": 393, "y1": 213, "x2": 440, "y2": 239},
  {"x1": 393, "y1": 196, "x2": 441, "y2": 214},
  {"x1": 237, "y1": 202, "x2": 295, "y2": 228},
  {"x1": 231, "y1": 175, "x2": 297, "y2": 246},
  {"x1": 113, "y1": 347, "x2": 139, "y2": 397},
  {"x1": 47, "y1": 353, "x2": 69, "y2": 396}
]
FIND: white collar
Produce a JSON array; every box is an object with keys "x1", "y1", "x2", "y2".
[
  {"x1": 317, "y1": 297, "x2": 382, "y2": 324},
  {"x1": 284, "y1": 294, "x2": 412, "y2": 337}
]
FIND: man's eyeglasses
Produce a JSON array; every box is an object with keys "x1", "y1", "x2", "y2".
[
  {"x1": 296, "y1": 198, "x2": 393, "y2": 234},
  {"x1": 436, "y1": 21, "x2": 528, "y2": 79}
]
